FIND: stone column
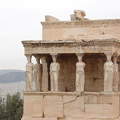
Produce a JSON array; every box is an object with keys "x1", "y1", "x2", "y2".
[
  {"x1": 76, "y1": 53, "x2": 85, "y2": 92},
  {"x1": 26, "y1": 55, "x2": 33, "y2": 91},
  {"x1": 41, "y1": 57, "x2": 49, "y2": 92},
  {"x1": 104, "y1": 53, "x2": 114, "y2": 92},
  {"x1": 34, "y1": 56, "x2": 42, "y2": 91},
  {"x1": 50, "y1": 54, "x2": 60, "y2": 91},
  {"x1": 113, "y1": 55, "x2": 119, "y2": 91}
]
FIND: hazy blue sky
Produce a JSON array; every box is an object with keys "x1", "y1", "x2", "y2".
[{"x1": 0, "y1": 0, "x2": 120, "y2": 70}]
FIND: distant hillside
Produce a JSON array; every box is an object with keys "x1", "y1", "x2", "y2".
[
  {"x1": 0, "y1": 70, "x2": 24, "y2": 75},
  {"x1": 0, "y1": 70, "x2": 25, "y2": 83}
]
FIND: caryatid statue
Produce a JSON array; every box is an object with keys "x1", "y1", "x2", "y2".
[
  {"x1": 76, "y1": 54, "x2": 85, "y2": 92},
  {"x1": 104, "y1": 53, "x2": 114, "y2": 92},
  {"x1": 33, "y1": 56, "x2": 42, "y2": 91},
  {"x1": 50, "y1": 54, "x2": 60, "y2": 91},
  {"x1": 41, "y1": 57, "x2": 49, "y2": 92},
  {"x1": 26, "y1": 55, "x2": 33, "y2": 91},
  {"x1": 113, "y1": 55, "x2": 119, "y2": 91}
]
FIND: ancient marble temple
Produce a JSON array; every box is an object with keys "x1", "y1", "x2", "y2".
[{"x1": 22, "y1": 10, "x2": 120, "y2": 120}]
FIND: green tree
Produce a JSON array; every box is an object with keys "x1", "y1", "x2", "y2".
[
  {"x1": 0, "y1": 97, "x2": 6, "y2": 119},
  {"x1": 0, "y1": 92, "x2": 23, "y2": 120}
]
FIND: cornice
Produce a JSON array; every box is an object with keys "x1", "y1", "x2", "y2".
[
  {"x1": 24, "y1": 91, "x2": 119, "y2": 96},
  {"x1": 22, "y1": 38, "x2": 120, "y2": 48}
]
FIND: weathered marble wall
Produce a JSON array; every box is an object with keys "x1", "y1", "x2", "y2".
[
  {"x1": 42, "y1": 20, "x2": 120, "y2": 41},
  {"x1": 83, "y1": 53, "x2": 106, "y2": 92},
  {"x1": 22, "y1": 92, "x2": 120, "y2": 120},
  {"x1": 57, "y1": 54, "x2": 77, "y2": 92}
]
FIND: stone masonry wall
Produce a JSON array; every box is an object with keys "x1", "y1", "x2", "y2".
[
  {"x1": 42, "y1": 21, "x2": 120, "y2": 41},
  {"x1": 83, "y1": 53, "x2": 106, "y2": 92},
  {"x1": 57, "y1": 54, "x2": 77, "y2": 92}
]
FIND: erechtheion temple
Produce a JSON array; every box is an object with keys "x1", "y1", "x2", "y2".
[{"x1": 22, "y1": 10, "x2": 120, "y2": 120}]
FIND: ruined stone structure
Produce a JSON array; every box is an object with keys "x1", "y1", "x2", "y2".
[{"x1": 22, "y1": 10, "x2": 120, "y2": 120}]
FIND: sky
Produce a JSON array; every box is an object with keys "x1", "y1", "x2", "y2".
[{"x1": 0, "y1": 0, "x2": 120, "y2": 70}]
